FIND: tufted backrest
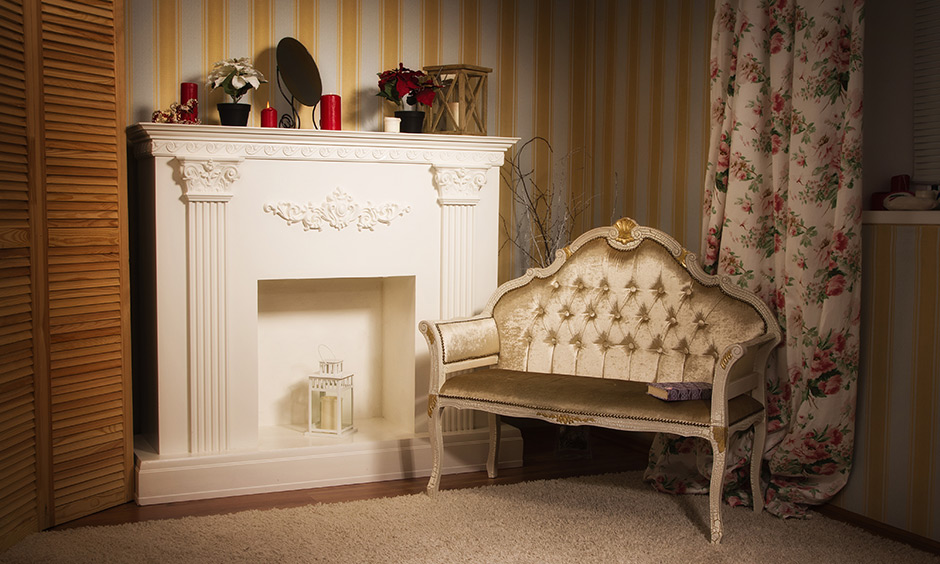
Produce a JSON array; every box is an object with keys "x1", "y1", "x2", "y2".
[{"x1": 490, "y1": 232, "x2": 768, "y2": 384}]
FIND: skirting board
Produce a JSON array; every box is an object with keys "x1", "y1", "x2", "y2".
[{"x1": 134, "y1": 425, "x2": 523, "y2": 505}]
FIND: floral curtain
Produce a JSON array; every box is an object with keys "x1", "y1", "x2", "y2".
[{"x1": 645, "y1": 0, "x2": 864, "y2": 517}]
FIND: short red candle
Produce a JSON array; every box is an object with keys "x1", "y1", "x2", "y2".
[
  {"x1": 320, "y1": 94, "x2": 341, "y2": 130},
  {"x1": 261, "y1": 103, "x2": 277, "y2": 128},
  {"x1": 180, "y1": 82, "x2": 198, "y2": 122}
]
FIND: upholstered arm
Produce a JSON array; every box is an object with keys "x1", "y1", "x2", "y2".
[{"x1": 419, "y1": 316, "x2": 500, "y2": 393}]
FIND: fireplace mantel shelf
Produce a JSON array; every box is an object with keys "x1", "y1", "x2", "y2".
[{"x1": 128, "y1": 123, "x2": 518, "y2": 165}]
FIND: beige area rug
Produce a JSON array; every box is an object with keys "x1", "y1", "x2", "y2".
[{"x1": 2, "y1": 472, "x2": 936, "y2": 564}]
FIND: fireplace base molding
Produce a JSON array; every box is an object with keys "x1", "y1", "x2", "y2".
[
  {"x1": 128, "y1": 124, "x2": 520, "y2": 503},
  {"x1": 134, "y1": 426, "x2": 523, "y2": 505}
]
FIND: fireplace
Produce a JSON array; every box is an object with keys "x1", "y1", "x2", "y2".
[{"x1": 128, "y1": 124, "x2": 521, "y2": 504}]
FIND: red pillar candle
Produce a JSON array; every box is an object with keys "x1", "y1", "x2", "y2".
[
  {"x1": 320, "y1": 94, "x2": 341, "y2": 130},
  {"x1": 180, "y1": 82, "x2": 198, "y2": 122},
  {"x1": 261, "y1": 102, "x2": 277, "y2": 128}
]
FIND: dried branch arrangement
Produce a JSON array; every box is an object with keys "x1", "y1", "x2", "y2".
[{"x1": 500, "y1": 137, "x2": 593, "y2": 272}]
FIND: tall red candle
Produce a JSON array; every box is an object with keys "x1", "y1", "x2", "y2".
[
  {"x1": 261, "y1": 103, "x2": 277, "y2": 127},
  {"x1": 320, "y1": 94, "x2": 341, "y2": 130},
  {"x1": 180, "y1": 82, "x2": 198, "y2": 122}
]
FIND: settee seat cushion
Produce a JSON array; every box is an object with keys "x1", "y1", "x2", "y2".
[{"x1": 439, "y1": 369, "x2": 763, "y2": 427}]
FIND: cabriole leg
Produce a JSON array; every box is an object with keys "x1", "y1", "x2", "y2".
[
  {"x1": 709, "y1": 441, "x2": 726, "y2": 544},
  {"x1": 751, "y1": 418, "x2": 767, "y2": 513},
  {"x1": 426, "y1": 403, "x2": 444, "y2": 496},
  {"x1": 486, "y1": 413, "x2": 501, "y2": 479}
]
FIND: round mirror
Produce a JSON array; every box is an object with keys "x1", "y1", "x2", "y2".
[{"x1": 276, "y1": 37, "x2": 322, "y2": 107}]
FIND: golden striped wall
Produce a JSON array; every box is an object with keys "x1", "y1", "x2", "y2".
[
  {"x1": 832, "y1": 224, "x2": 940, "y2": 543},
  {"x1": 124, "y1": 0, "x2": 713, "y2": 280}
]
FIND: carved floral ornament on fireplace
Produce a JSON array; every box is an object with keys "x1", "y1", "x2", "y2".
[{"x1": 263, "y1": 188, "x2": 412, "y2": 232}]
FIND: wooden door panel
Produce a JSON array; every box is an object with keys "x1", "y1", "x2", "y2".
[{"x1": 0, "y1": 0, "x2": 130, "y2": 549}]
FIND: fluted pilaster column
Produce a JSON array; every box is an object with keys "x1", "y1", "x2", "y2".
[
  {"x1": 178, "y1": 157, "x2": 242, "y2": 453},
  {"x1": 432, "y1": 165, "x2": 489, "y2": 431}
]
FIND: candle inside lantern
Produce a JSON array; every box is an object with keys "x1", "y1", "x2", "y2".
[
  {"x1": 180, "y1": 82, "x2": 198, "y2": 122},
  {"x1": 320, "y1": 94, "x2": 341, "y2": 130},
  {"x1": 261, "y1": 102, "x2": 277, "y2": 127},
  {"x1": 448, "y1": 102, "x2": 460, "y2": 128},
  {"x1": 320, "y1": 395, "x2": 338, "y2": 430}
]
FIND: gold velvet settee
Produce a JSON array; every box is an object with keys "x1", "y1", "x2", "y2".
[{"x1": 418, "y1": 218, "x2": 781, "y2": 543}]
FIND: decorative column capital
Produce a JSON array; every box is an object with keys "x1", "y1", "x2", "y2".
[
  {"x1": 431, "y1": 165, "x2": 489, "y2": 205},
  {"x1": 177, "y1": 157, "x2": 243, "y2": 203}
]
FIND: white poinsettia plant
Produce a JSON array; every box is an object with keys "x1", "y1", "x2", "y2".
[{"x1": 207, "y1": 57, "x2": 267, "y2": 104}]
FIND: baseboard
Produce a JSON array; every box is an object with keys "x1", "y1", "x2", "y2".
[{"x1": 814, "y1": 503, "x2": 940, "y2": 555}]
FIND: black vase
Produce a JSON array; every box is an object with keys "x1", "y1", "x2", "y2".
[
  {"x1": 218, "y1": 103, "x2": 251, "y2": 126},
  {"x1": 395, "y1": 110, "x2": 425, "y2": 133}
]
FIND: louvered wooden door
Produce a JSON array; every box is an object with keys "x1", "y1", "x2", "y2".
[{"x1": 0, "y1": 0, "x2": 131, "y2": 550}]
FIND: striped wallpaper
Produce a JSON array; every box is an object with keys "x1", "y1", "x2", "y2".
[
  {"x1": 125, "y1": 0, "x2": 714, "y2": 280},
  {"x1": 833, "y1": 224, "x2": 940, "y2": 543}
]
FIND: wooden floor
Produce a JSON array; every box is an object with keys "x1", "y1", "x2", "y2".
[
  {"x1": 54, "y1": 421, "x2": 650, "y2": 531},
  {"x1": 51, "y1": 421, "x2": 940, "y2": 556}
]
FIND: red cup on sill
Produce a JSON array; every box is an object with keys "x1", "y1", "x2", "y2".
[{"x1": 890, "y1": 174, "x2": 911, "y2": 194}]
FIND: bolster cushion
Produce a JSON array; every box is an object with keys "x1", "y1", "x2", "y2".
[
  {"x1": 437, "y1": 317, "x2": 500, "y2": 364},
  {"x1": 439, "y1": 369, "x2": 762, "y2": 427}
]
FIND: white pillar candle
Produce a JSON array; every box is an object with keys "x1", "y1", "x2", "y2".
[
  {"x1": 448, "y1": 102, "x2": 460, "y2": 128},
  {"x1": 384, "y1": 116, "x2": 401, "y2": 132},
  {"x1": 320, "y1": 395, "x2": 337, "y2": 430}
]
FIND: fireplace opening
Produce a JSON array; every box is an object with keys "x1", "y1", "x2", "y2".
[{"x1": 257, "y1": 276, "x2": 416, "y2": 447}]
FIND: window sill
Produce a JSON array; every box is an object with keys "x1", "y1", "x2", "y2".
[{"x1": 863, "y1": 210, "x2": 940, "y2": 225}]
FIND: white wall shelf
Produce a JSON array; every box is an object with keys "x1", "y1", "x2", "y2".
[{"x1": 863, "y1": 210, "x2": 940, "y2": 225}]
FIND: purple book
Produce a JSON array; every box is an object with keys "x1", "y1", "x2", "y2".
[{"x1": 647, "y1": 381, "x2": 712, "y2": 401}]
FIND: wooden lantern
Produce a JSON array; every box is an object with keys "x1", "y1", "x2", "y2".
[{"x1": 422, "y1": 64, "x2": 491, "y2": 135}]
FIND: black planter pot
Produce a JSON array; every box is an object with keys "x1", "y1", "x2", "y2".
[
  {"x1": 218, "y1": 103, "x2": 251, "y2": 126},
  {"x1": 395, "y1": 110, "x2": 425, "y2": 133}
]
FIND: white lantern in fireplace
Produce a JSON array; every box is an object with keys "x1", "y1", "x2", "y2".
[
  {"x1": 306, "y1": 347, "x2": 355, "y2": 436},
  {"x1": 306, "y1": 373, "x2": 355, "y2": 435}
]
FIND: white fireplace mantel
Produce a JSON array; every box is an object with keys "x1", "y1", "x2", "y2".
[{"x1": 128, "y1": 123, "x2": 521, "y2": 504}]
